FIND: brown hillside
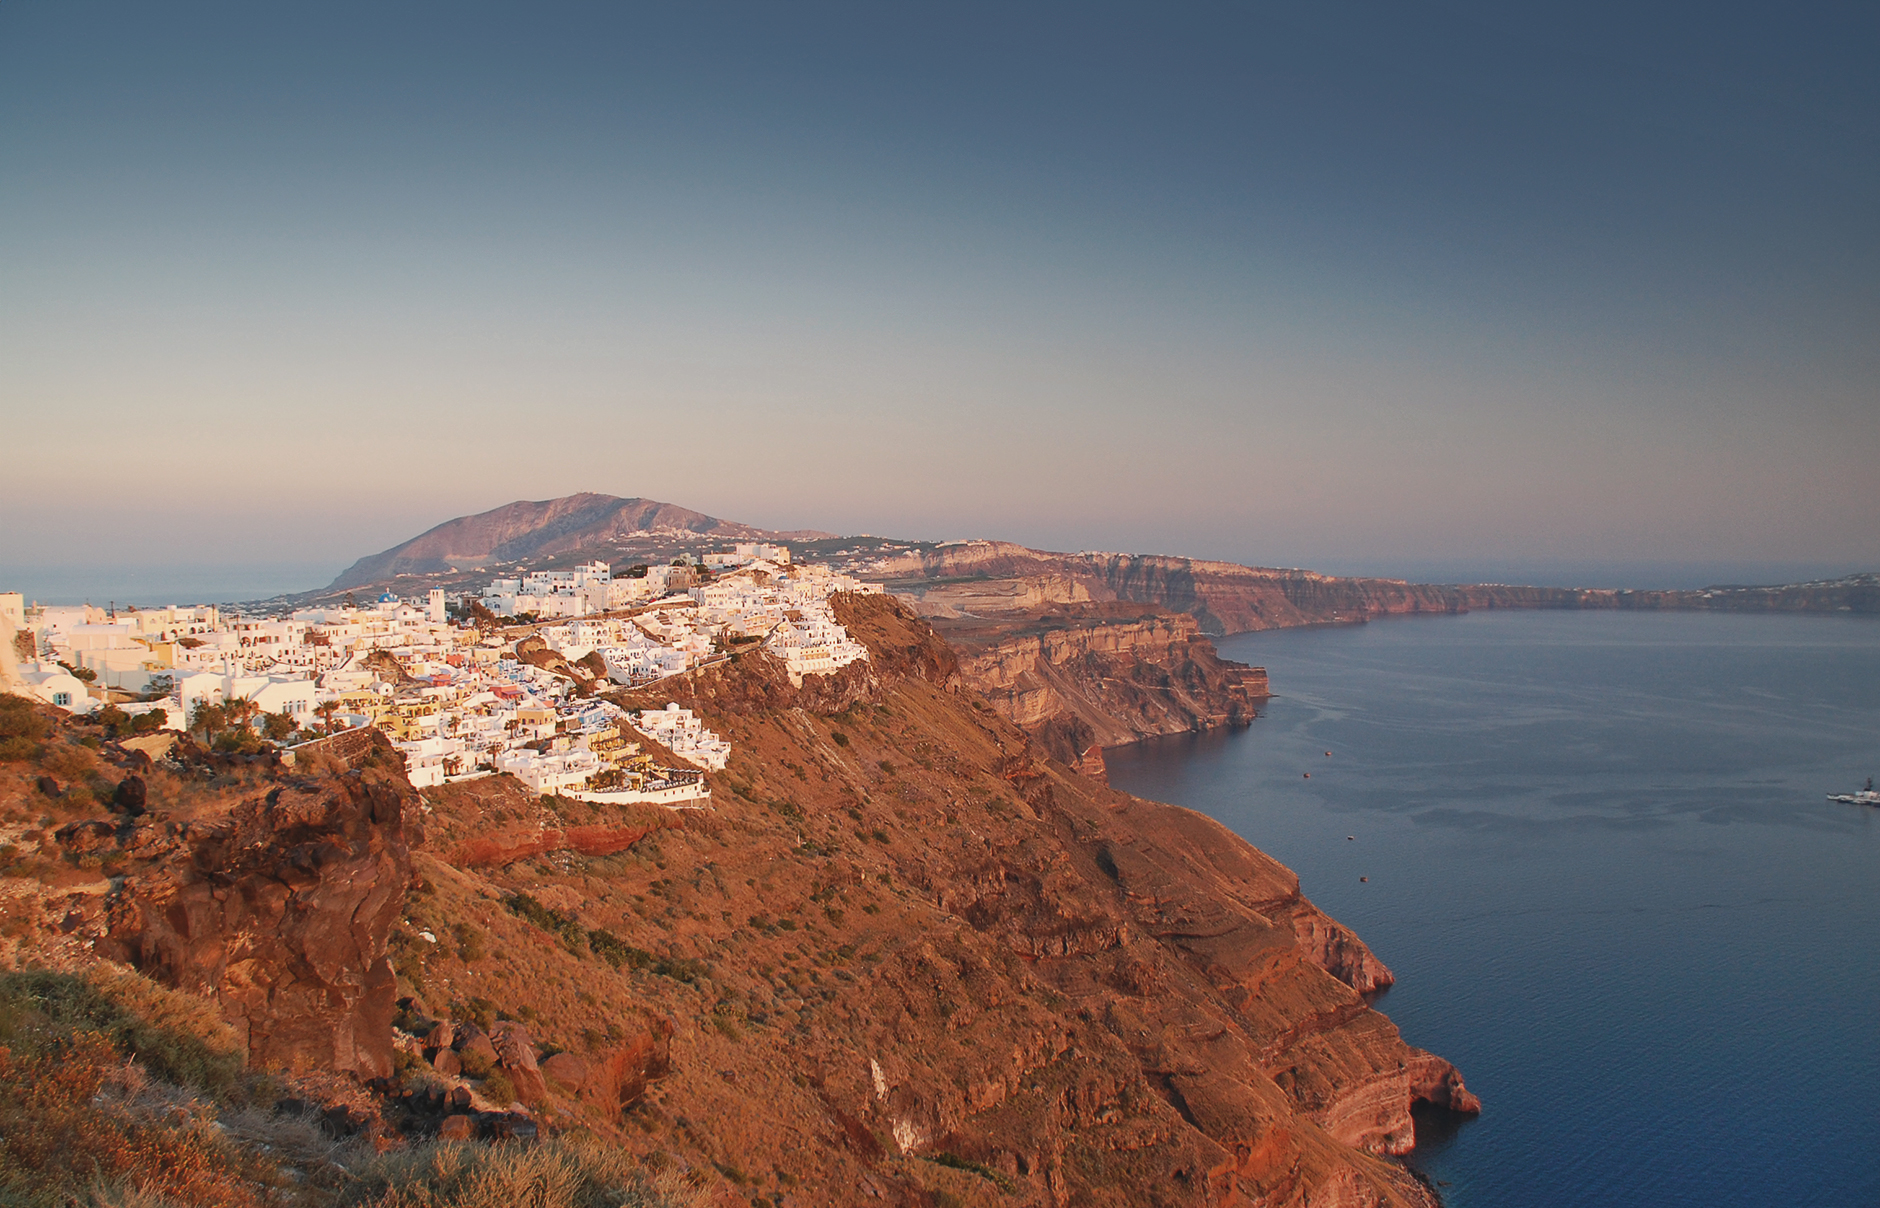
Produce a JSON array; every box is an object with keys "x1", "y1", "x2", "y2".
[
  {"x1": 0, "y1": 597, "x2": 1473, "y2": 1207},
  {"x1": 329, "y1": 493, "x2": 836, "y2": 589}
]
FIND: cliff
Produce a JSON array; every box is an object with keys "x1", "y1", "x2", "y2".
[
  {"x1": 2, "y1": 720, "x2": 417, "y2": 1079},
  {"x1": 880, "y1": 546, "x2": 1584, "y2": 635},
  {"x1": 934, "y1": 604, "x2": 1268, "y2": 775},
  {"x1": 879, "y1": 546, "x2": 1880, "y2": 635},
  {"x1": 2, "y1": 598, "x2": 1475, "y2": 1205},
  {"x1": 376, "y1": 594, "x2": 1473, "y2": 1206}
]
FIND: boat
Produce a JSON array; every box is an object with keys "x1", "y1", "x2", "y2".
[{"x1": 1827, "y1": 777, "x2": 1880, "y2": 806}]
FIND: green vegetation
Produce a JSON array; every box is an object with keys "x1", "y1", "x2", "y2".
[
  {"x1": 505, "y1": 895, "x2": 709, "y2": 984},
  {"x1": 0, "y1": 693, "x2": 50, "y2": 761},
  {"x1": 0, "y1": 967, "x2": 244, "y2": 1097},
  {"x1": 92, "y1": 704, "x2": 166, "y2": 740},
  {"x1": 925, "y1": 1152, "x2": 1017, "y2": 1192}
]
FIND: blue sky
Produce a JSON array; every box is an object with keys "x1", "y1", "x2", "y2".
[{"x1": 3, "y1": 2, "x2": 1876, "y2": 598}]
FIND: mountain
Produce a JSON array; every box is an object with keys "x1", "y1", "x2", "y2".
[{"x1": 327, "y1": 494, "x2": 835, "y2": 590}]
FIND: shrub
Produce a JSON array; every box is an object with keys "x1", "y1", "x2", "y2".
[
  {"x1": 0, "y1": 736, "x2": 38, "y2": 761},
  {"x1": 453, "y1": 922, "x2": 486, "y2": 962},
  {"x1": 0, "y1": 695, "x2": 46, "y2": 740},
  {"x1": 831, "y1": 732, "x2": 849, "y2": 747},
  {"x1": 926, "y1": 1152, "x2": 1016, "y2": 1192},
  {"x1": 458, "y1": 1047, "x2": 496, "y2": 1080},
  {"x1": 212, "y1": 729, "x2": 267, "y2": 756},
  {"x1": 39, "y1": 741, "x2": 98, "y2": 781},
  {"x1": 480, "y1": 1071, "x2": 516, "y2": 1105},
  {"x1": 503, "y1": 893, "x2": 587, "y2": 956}
]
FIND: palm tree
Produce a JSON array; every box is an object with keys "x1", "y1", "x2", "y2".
[
  {"x1": 189, "y1": 699, "x2": 226, "y2": 738},
  {"x1": 315, "y1": 700, "x2": 341, "y2": 735},
  {"x1": 223, "y1": 695, "x2": 260, "y2": 735}
]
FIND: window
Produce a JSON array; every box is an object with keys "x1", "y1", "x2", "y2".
[{"x1": 52, "y1": 692, "x2": 71, "y2": 707}]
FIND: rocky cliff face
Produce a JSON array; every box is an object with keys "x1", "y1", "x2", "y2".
[
  {"x1": 3, "y1": 724, "x2": 418, "y2": 1080},
  {"x1": 878, "y1": 546, "x2": 1880, "y2": 634},
  {"x1": 934, "y1": 605, "x2": 1268, "y2": 774},
  {"x1": 882, "y1": 546, "x2": 1583, "y2": 635},
  {"x1": 378, "y1": 595, "x2": 1476, "y2": 1207}
]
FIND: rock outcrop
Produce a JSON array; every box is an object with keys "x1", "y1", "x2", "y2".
[
  {"x1": 936, "y1": 604, "x2": 1268, "y2": 773},
  {"x1": 86, "y1": 731, "x2": 418, "y2": 1078}
]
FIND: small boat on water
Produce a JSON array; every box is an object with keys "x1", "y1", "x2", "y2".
[{"x1": 1827, "y1": 777, "x2": 1880, "y2": 807}]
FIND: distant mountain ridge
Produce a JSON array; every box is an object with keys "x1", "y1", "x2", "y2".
[
  {"x1": 875, "y1": 544, "x2": 1880, "y2": 634},
  {"x1": 327, "y1": 493, "x2": 834, "y2": 590}
]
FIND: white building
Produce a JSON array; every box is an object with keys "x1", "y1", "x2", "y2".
[
  {"x1": 631, "y1": 703, "x2": 731, "y2": 771},
  {"x1": 16, "y1": 663, "x2": 96, "y2": 714}
]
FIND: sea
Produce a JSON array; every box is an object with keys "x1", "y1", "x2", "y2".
[{"x1": 1104, "y1": 610, "x2": 1880, "y2": 1208}]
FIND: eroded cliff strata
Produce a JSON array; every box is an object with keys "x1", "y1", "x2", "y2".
[
  {"x1": 880, "y1": 543, "x2": 1880, "y2": 635},
  {"x1": 934, "y1": 604, "x2": 1268, "y2": 775}
]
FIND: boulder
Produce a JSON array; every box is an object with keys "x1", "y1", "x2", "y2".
[
  {"x1": 540, "y1": 1051, "x2": 591, "y2": 1092},
  {"x1": 431, "y1": 1047, "x2": 461, "y2": 1077},
  {"x1": 437, "y1": 1114, "x2": 474, "y2": 1141},
  {"x1": 490, "y1": 1020, "x2": 549, "y2": 1105},
  {"x1": 53, "y1": 818, "x2": 116, "y2": 854},
  {"x1": 455, "y1": 1029, "x2": 498, "y2": 1068},
  {"x1": 111, "y1": 775, "x2": 147, "y2": 816}
]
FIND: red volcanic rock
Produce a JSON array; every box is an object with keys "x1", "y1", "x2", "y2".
[
  {"x1": 453, "y1": 1025, "x2": 498, "y2": 1066},
  {"x1": 490, "y1": 1020, "x2": 549, "y2": 1105},
  {"x1": 540, "y1": 1051, "x2": 591, "y2": 1092},
  {"x1": 437, "y1": 1114, "x2": 474, "y2": 1141},
  {"x1": 97, "y1": 730, "x2": 415, "y2": 1078},
  {"x1": 579, "y1": 1022, "x2": 671, "y2": 1115},
  {"x1": 937, "y1": 604, "x2": 1269, "y2": 771}
]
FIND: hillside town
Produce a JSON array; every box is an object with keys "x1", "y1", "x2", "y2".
[{"x1": 0, "y1": 545, "x2": 878, "y2": 807}]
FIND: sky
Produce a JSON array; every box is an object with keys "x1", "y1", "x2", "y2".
[{"x1": 4, "y1": 1, "x2": 1877, "y2": 600}]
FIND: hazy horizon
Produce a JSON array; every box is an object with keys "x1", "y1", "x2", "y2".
[
  {"x1": 4, "y1": 3, "x2": 1876, "y2": 588},
  {"x1": 6, "y1": 513, "x2": 1870, "y2": 608}
]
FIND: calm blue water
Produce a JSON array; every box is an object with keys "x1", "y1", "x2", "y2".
[{"x1": 1104, "y1": 611, "x2": 1880, "y2": 1208}]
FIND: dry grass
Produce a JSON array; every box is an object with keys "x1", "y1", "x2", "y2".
[
  {"x1": 0, "y1": 966, "x2": 283, "y2": 1207},
  {"x1": 341, "y1": 1139, "x2": 711, "y2": 1208},
  {"x1": 0, "y1": 1031, "x2": 273, "y2": 1208},
  {"x1": 0, "y1": 965, "x2": 245, "y2": 1096}
]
